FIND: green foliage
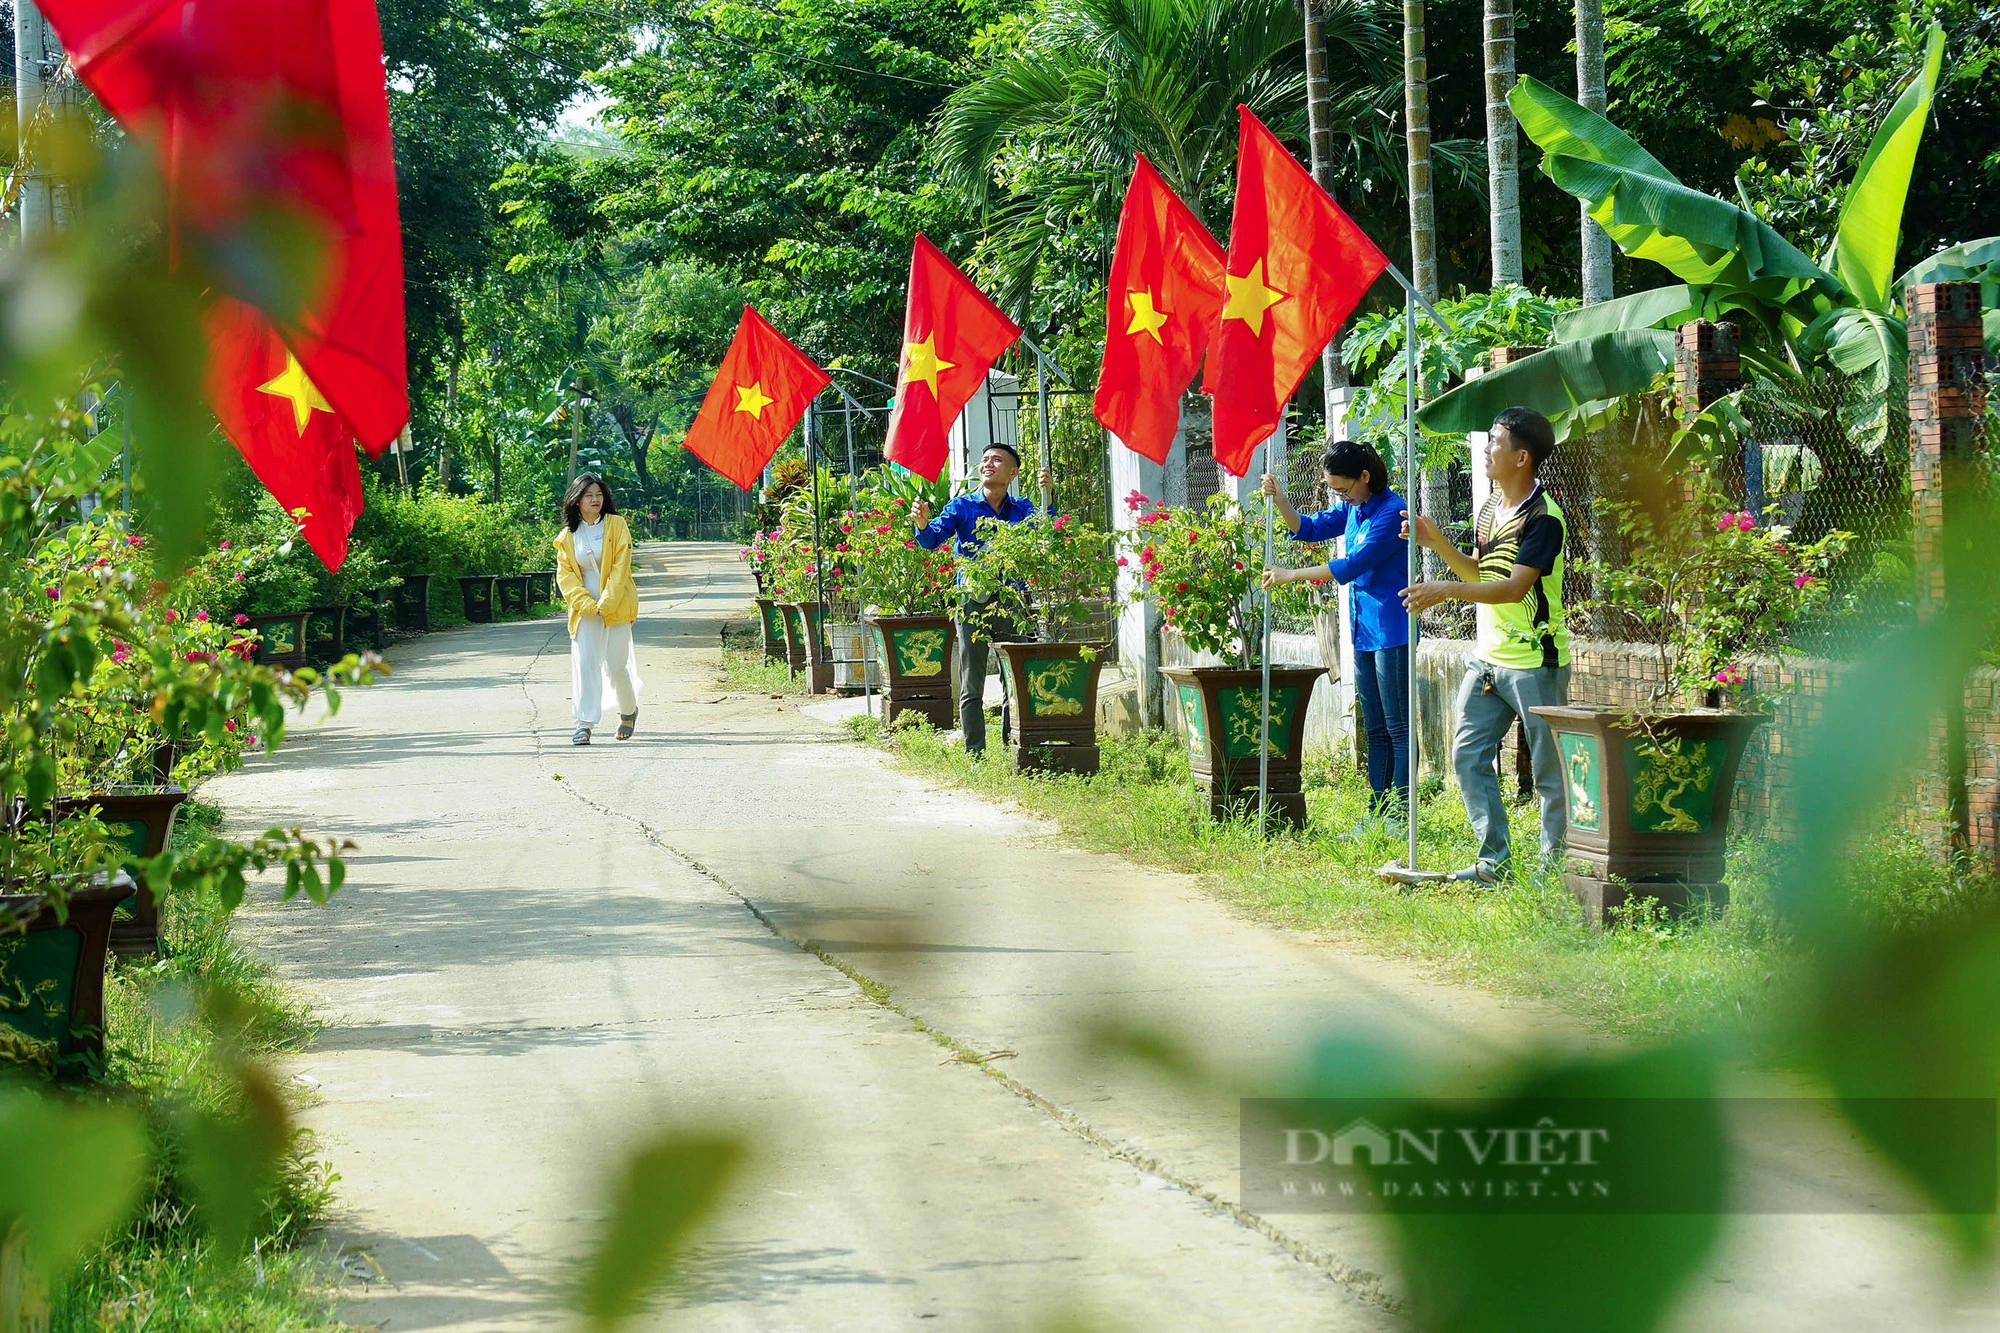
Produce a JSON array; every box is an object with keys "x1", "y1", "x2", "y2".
[
  {"x1": 1119, "y1": 493, "x2": 1305, "y2": 667},
  {"x1": 1341, "y1": 285, "x2": 1577, "y2": 452},
  {"x1": 956, "y1": 511, "x2": 1119, "y2": 632},
  {"x1": 1586, "y1": 466, "x2": 1852, "y2": 705},
  {"x1": 576, "y1": 1132, "x2": 743, "y2": 1327},
  {"x1": 839, "y1": 490, "x2": 958, "y2": 616}
]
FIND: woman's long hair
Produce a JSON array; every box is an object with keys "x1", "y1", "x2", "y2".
[{"x1": 562, "y1": 473, "x2": 619, "y2": 531}]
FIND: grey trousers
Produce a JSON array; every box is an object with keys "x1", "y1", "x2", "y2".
[
  {"x1": 957, "y1": 597, "x2": 1022, "y2": 753},
  {"x1": 1453, "y1": 661, "x2": 1571, "y2": 872}
]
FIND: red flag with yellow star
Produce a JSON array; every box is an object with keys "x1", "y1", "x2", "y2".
[
  {"x1": 1093, "y1": 154, "x2": 1225, "y2": 465},
  {"x1": 1203, "y1": 105, "x2": 1388, "y2": 476},
  {"x1": 39, "y1": 0, "x2": 408, "y2": 569},
  {"x1": 883, "y1": 235, "x2": 1021, "y2": 481},
  {"x1": 682, "y1": 305, "x2": 831, "y2": 492}
]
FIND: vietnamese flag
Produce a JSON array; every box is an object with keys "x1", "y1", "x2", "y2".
[
  {"x1": 41, "y1": 0, "x2": 408, "y2": 569},
  {"x1": 1204, "y1": 106, "x2": 1388, "y2": 477},
  {"x1": 1093, "y1": 155, "x2": 1226, "y2": 465},
  {"x1": 682, "y1": 306, "x2": 830, "y2": 491},
  {"x1": 882, "y1": 235, "x2": 1022, "y2": 481}
]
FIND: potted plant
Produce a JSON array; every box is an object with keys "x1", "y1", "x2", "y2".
[
  {"x1": 1532, "y1": 465, "x2": 1850, "y2": 919},
  {"x1": 1128, "y1": 493, "x2": 1325, "y2": 825},
  {"x1": 457, "y1": 572, "x2": 499, "y2": 622},
  {"x1": 215, "y1": 529, "x2": 318, "y2": 669},
  {"x1": 959, "y1": 510, "x2": 1121, "y2": 773},
  {"x1": 0, "y1": 880, "x2": 134, "y2": 1075},
  {"x1": 847, "y1": 494, "x2": 959, "y2": 727},
  {"x1": 392, "y1": 571, "x2": 433, "y2": 631}
]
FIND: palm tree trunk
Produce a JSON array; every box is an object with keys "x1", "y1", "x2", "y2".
[
  {"x1": 1575, "y1": 0, "x2": 1614, "y2": 304},
  {"x1": 1303, "y1": 0, "x2": 1352, "y2": 408},
  {"x1": 1484, "y1": 0, "x2": 1521, "y2": 285},
  {"x1": 1402, "y1": 0, "x2": 1436, "y2": 302}
]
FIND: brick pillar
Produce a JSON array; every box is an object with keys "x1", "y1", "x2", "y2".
[
  {"x1": 1488, "y1": 344, "x2": 1542, "y2": 370},
  {"x1": 1674, "y1": 321, "x2": 1745, "y2": 504},
  {"x1": 1908, "y1": 282, "x2": 1987, "y2": 850}
]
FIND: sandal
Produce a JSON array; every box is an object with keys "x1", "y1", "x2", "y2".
[
  {"x1": 572, "y1": 726, "x2": 591, "y2": 746},
  {"x1": 616, "y1": 712, "x2": 637, "y2": 741}
]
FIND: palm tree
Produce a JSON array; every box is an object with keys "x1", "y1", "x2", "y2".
[
  {"x1": 933, "y1": 0, "x2": 1393, "y2": 315},
  {"x1": 1304, "y1": 0, "x2": 1352, "y2": 397},
  {"x1": 1484, "y1": 0, "x2": 1521, "y2": 285},
  {"x1": 1574, "y1": 0, "x2": 1613, "y2": 304},
  {"x1": 1403, "y1": 0, "x2": 1437, "y2": 301}
]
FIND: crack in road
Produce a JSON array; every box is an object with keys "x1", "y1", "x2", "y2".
[{"x1": 516, "y1": 546, "x2": 1402, "y2": 1319}]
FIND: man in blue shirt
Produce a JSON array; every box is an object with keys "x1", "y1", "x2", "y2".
[
  {"x1": 1259, "y1": 439, "x2": 1412, "y2": 818},
  {"x1": 913, "y1": 442, "x2": 1055, "y2": 755}
]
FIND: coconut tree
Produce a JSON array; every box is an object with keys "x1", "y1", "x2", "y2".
[
  {"x1": 932, "y1": 0, "x2": 1394, "y2": 315},
  {"x1": 1304, "y1": 0, "x2": 1351, "y2": 397},
  {"x1": 1403, "y1": 0, "x2": 1437, "y2": 302},
  {"x1": 1574, "y1": 0, "x2": 1613, "y2": 304},
  {"x1": 1484, "y1": 0, "x2": 1521, "y2": 285}
]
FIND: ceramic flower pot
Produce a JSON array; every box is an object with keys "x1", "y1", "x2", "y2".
[
  {"x1": 795, "y1": 602, "x2": 836, "y2": 695},
  {"x1": 1530, "y1": 705, "x2": 1767, "y2": 923},
  {"x1": 304, "y1": 604, "x2": 348, "y2": 662},
  {"x1": 392, "y1": 573, "x2": 433, "y2": 632},
  {"x1": 1162, "y1": 665, "x2": 1325, "y2": 827},
  {"x1": 754, "y1": 598, "x2": 787, "y2": 664},
  {"x1": 0, "y1": 880, "x2": 133, "y2": 1076},
  {"x1": 994, "y1": 642, "x2": 1109, "y2": 774},
  {"x1": 864, "y1": 613, "x2": 956, "y2": 729},
  {"x1": 775, "y1": 602, "x2": 808, "y2": 678},
  {"x1": 529, "y1": 571, "x2": 557, "y2": 606},
  {"x1": 55, "y1": 788, "x2": 190, "y2": 956},
  {"x1": 457, "y1": 574, "x2": 498, "y2": 623},
  {"x1": 497, "y1": 573, "x2": 530, "y2": 615},
  {"x1": 244, "y1": 611, "x2": 310, "y2": 669}
]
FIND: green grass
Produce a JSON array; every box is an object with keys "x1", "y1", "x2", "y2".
[
  {"x1": 842, "y1": 713, "x2": 1993, "y2": 1046},
  {"x1": 719, "y1": 640, "x2": 801, "y2": 695},
  {"x1": 51, "y1": 798, "x2": 343, "y2": 1331}
]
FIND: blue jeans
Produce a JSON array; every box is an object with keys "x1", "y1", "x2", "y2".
[
  {"x1": 1353, "y1": 645, "x2": 1411, "y2": 814},
  {"x1": 1453, "y1": 662, "x2": 1571, "y2": 872}
]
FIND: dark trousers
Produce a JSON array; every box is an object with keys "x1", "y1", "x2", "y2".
[
  {"x1": 957, "y1": 596, "x2": 1022, "y2": 753},
  {"x1": 1353, "y1": 644, "x2": 1412, "y2": 814}
]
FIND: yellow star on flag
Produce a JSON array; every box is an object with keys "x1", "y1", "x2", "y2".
[
  {"x1": 255, "y1": 350, "x2": 334, "y2": 436},
  {"x1": 733, "y1": 381, "x2": 775, "y2": 419},
  {"x1": 1221, "y1": 258, "x2": 1287, "y2": 337},
  {"x1": 902, "y1": 334, "x2": 956, "y2": 397},
  {"x1": 1125, "y1": 290, "x2": 1171, "y2": 343}
]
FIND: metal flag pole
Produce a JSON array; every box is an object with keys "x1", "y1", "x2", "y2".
[
  {"x1": 1402, "y1": 285, "x2": 1420, "y2": 874},
  {"x1": 844, "y1": 389, "x2": 873, "y2": 718},
  {"x1": 1258, "y1": 429, "x2": 1280, "y2": 833},
  {"x1": 1367, "y1": 261, "x2": 1451, "y2": 885},
  {"x1": 807, "y1": 401, "x2": 827, "y2": 618}
]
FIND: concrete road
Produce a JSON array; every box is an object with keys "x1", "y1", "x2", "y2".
[{"x1": 218, "y1": 542, "x2": 1998, "y2": 1331}]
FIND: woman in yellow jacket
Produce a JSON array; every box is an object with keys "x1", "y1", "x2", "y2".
[{"x1": 553, "y1": 473, "x2": 641, "y2": 745}]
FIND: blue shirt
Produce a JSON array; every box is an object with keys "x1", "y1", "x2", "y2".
[
  {"x1": 914, "y1": 491, "x2": 1044, "y2": 569},
  {"x1": 1293, "y1": 487, "x2": 1411, "y2": 652}
]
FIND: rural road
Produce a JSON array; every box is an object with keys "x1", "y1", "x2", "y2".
[{"x1": 217, "y1": 542, "x2": 1998, "y2": 1331}]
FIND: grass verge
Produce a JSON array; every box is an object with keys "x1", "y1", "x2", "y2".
[
  {"x1": 52, "y1": 798, "x2": 342, "y2": 1331},
  {"x1": 825, "y1": 693, "x2": 1993, "y2": 1047}
]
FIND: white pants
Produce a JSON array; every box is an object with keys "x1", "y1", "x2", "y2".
[{"x1": 571, "y1": 616, "x2": 640, "y2": 726}]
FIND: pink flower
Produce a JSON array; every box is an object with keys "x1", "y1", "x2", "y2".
[
  {"x1": 1716, "y1": 515, "x2": 1733, "y2": 533},
  {"x1": 126, "y1": 534, "x2": 143, "y2": 548},
  {"x1": 193, "y1": 610, "x2": 209, "y2": 622},
  {"x1": 110, "y1": 640, "x2": 130, "y2": 665},
  {"x1": 835, "y1": 543, "x2": 849, "y2": 552},
  {"x1": 44, "y1": 587, "x2": 58, "y2": 599},
  {"x1": 1116, "y1": 556, "x2": 1129, "y2": 567},
  {"x1": 185, "y1": 650, "x2": 212, "y2": 663},
  {"x1": 1124, "y1": 489, "x2": 1149, "y2": 512},
  {"x1": 1053, "y1": 513, "x2": 1072, "y2": 531},
  {"x1": 233, "y1": 572, "x2": 246, "y2": 581},
  {"x1": 225, "y1": 720, "x2": 237, "y2": 733},
  {"x1": 1233, "y1": 562, "x2": 1244, "y2": 571},
  {"x1": 219, "y1": 540, "x2": 231, "y2": 551},
  {"x1": 234, "y1": 613, "x2": 249, "y2": 625},
  {"x1": 164, "y1": 608, "x2": 179, "y2": 622},
  {"x1": 1714, "y1": 666, "x2": 1746, "y2": 687},
  {"x1": 1793, "y1": 573, "x2": 1816, "y2": 589},
  {"x1": 1735, "y1": 512, "x2": 1755, "y2": 532},
  {"x1": 1176, "y1": 581, "x2": 1189, "y2": 593}
]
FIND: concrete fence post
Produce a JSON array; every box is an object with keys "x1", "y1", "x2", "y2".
[{"x1": 1674, "y1": 321, "x2": 1744, "y2": 503}]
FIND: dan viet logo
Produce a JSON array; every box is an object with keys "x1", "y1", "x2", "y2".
[{"x1": 1271, "y1": 1114, "x2": 1613, "y2": 1207}]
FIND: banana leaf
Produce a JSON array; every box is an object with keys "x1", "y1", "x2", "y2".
[
  {"x1": 1554, "y1": 284, "x2": 1699, "y2": 341},
  {"x1": 1510, "y1": 77, "x2": 1839, "y2": 316},
  {"x1": 1415, "y1": 330, "x2": 1675, "y2": 439},
  {"x1": 1801, "y1": 306, "x2": 1906, "y2": 452},
  {"x1": 1898, "y1": 235, "x2": 2000, "y2": 289},
  {"x1": 1834, "y1": 24, "x2": 1944, "y2": 312}
]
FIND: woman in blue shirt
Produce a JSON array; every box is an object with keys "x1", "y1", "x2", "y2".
[{"x1": 1259, "y1": 439, "x2": 1412, "y2": 818}]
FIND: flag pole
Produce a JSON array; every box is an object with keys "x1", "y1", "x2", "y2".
[
  {"x1": 808, "y1": 400, "x2": 827, "y2": 630},
  {"x1": 1401, "y1": 284, "x2": 1420, "y2": 873},
  {"x1": 1258, "y1": 429, "x2": 1279, "y2": 834},
  {"x1": 844, "y1": 389, "x2": 873, "y2": 718}
]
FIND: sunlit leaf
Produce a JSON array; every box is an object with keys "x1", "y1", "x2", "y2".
[
  {"x1": 0, "y1": 1087, "x2": 148, "y2": 1280},
  {"x1": 1833, "y1": 24, "x2": 1944, "y2": 311},
  {"x1": 577, "y1": 1132, "x2": 743, "y2": 1327}
]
